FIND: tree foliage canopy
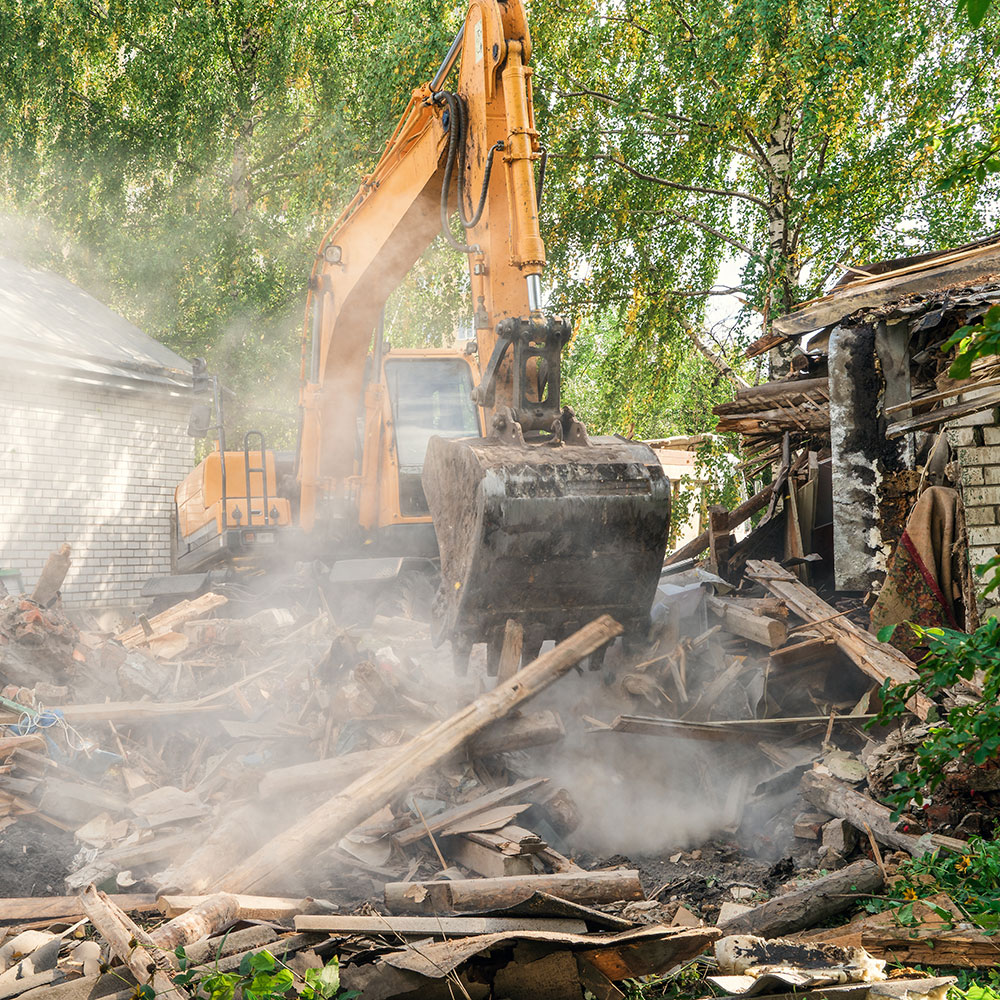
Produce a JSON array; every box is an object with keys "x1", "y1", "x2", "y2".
[{"x1": 0, "y1": 0, "x2": 998, "y2": 441}]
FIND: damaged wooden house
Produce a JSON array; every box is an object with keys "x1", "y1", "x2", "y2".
[{"x1": 710, "y1": 233, "x2": 1000, "y2": 639}]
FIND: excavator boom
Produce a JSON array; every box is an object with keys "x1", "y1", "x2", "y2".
[{"x1": 298, "y1": 0, "x2": 670, "y2": 665}]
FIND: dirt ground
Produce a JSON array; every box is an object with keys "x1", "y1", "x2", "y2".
[{"x1": 0, "y1": 819, "x2": 75, "y2": 897}]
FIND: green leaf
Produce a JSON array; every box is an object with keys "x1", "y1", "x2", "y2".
[
  {"x1": 877, "y1": 623, "x2": 899, "y2": 642},
  {"x1": 966, "y1": 0, "x2": 994, "y2": 26}
]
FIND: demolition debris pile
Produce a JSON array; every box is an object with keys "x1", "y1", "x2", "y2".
[{"x1": 0, "y1": 520, "x2": 993, "y2": 997}]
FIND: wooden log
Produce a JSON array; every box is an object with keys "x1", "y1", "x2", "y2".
[
  {"x1": 730, "y1": 377, "x2": 830, "y2": 406},
  {"x1": 745, "y1": 560, "x2": 935, "y2": 719},
  {"x1": 157, "y1": 894, "x2": 310, "y2": 921},
  {"x1": 148, "y1": 893, "x2": 240, "y2": 951},
  {"x1": 468, "y1": 710, "x2": 564, "y2": 757},
  {"x1": 78, "y1": 886, "x2": 180, "y2": 997},
  {"x1": 800, "y1": 771, "x2": 967, "y2": 856},
  {"x1": 384, "y1": 869, "x2": 644, "y2": 915},
  {"x1": 707, "y1": 596, "x2": 787, "y2": 648},
  {"x1": 497, "y1": 619, "x2": 524, "y2": 683},
  {"x1": 212, "y1": 617, "x2": 623, "y2": 893},
  {"x1": 717, "y1": 859, "x2": 883, "y2": 937},
  {"x1": 293, "y1": 914, "x2": 589, "y2": 935},
  {"x1": 0, "y1": 736, "x2": 45, "y2": 761},
  {"x1": 665, "y1": 484, "x2": 774, "y2": 566},
  {"x1": 29, "y1": 544, "x2": 71, "y2": 607}
]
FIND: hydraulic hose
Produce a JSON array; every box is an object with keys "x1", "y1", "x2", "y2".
[{"x1": 433, "y1": 90, "x2": 502, "y2": 250}]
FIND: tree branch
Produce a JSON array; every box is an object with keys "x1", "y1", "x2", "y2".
[
  {"x1": 685, "y1": 323, "x2": 751, "y2": 389},
  {"x1": 595, "y1": 153, "x2": 769, "y2": 209}
]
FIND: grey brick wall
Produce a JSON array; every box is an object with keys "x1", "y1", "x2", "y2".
[{"x1": 0, "y1": 374, "x2": 194, "y2": 608}]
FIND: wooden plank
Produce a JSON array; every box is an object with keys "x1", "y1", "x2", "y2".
[
  {"x1": 772, "y1": 242, "x2": 1000, "y2": 337},
  {"x1": 212, "y1": 617, "x2": 623, "y2": 893},
  {"x1": 394, "y1": 777, "x2": 548, "y2": 847},
  {"x1": 293, "y1": 914, "x2": 590, "y2": 935},
  {"x1": 496, "y1": 619, "x2": 524, "y2": 683},
  {"x1": 439, "y1": 803, "x2": 533, "y2": 836},
  {"x1": 157, "y1": 894, "x2": 311, "y2": 921},
  {"x1": 708, "y1": 506, "x2": 732, "y2": 579},
  {"x1": 384, "y1": 869, "x2": 644, "y2": 915},
  {"x1": 745, "y1": 560, "x2": 934, "y2": 719},
  {"x1": 769, "y1": 637, "x2": 835, "y2": 669},
  {"x1": 116, "y1": 592, "x2": 227, "y2": 648},
  {"x1": 609, "y1": 714, "x2": 874, "y2": 742},
  {"x1": 886, "y1": 388, "x2": 1000, "y2": 438},
  {"x1": 706, "y1": 596, "x2": 787, "y2": 647},
  {"x1": 0, "y1": 894, "x2": 157, "y2": 924}
]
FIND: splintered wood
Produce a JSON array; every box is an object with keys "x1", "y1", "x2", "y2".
[
  {"x1": 213, "y1": 615, "x2": 622, "y2": 893},
  {"x1": 745, "y1": 560, "x2": 934, "y2": 719}
]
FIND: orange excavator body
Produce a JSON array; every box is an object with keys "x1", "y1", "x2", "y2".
[{"x1": 172, "y1": 0, "x2": 671, "y2": 663}]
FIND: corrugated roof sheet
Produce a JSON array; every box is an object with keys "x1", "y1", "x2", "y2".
[{"x1": 0, "y1": 257, "x2": 192, "y2": 390}]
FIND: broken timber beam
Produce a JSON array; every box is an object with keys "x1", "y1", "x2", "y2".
[
  {"x1": 665, "y1": 484, "x2": 774, "y2": 566},
  {"x1": 717, "y1": 859, "x2": 883, "y2": 937},
  {"x1": 801, "y1": 771, "x2": 967, "y2": 856},
  {"x1": 745, "y1": 560, "x2": 934, "y2": 719},
  {"x1": 78, "y1": 886, "x2": 180, "y2": 997},
  {"x1": 706, "y1": 596, "x2": 787, "y2": 647},
  {"x1": 212, "y1": 616, "x2": 623, "y2": 893}
]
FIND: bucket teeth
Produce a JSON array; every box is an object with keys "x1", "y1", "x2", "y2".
[{"x1": 422, "y1": 434, "x2": 671, "y2": 647}]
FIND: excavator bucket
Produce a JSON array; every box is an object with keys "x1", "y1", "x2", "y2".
[{"x1": 422, "y1": 434, "x2": 671, "y2": 654}]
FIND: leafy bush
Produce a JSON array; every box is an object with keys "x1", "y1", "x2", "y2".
[
  {"x1": 874, "y1": 616, "x2": 1000, "y2": 817},
  {"x1": 162, "y1": 948, "x2": 357, "y2": 1000}
]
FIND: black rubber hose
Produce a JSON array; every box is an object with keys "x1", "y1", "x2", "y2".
[
  {"x1": 536, "y1": 145, "x2": 547, "y2": 210},
  {"x1": 434, "y1": 91, "x2": 501, "y2": 246},
  {"x1": 435, "y1": 91, "x2": 478, "y2": 254}
]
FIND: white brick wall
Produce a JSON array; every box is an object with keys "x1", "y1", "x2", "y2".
[
  {"x1": 949, "y1": 410, "x2": 1000, "y2": 614},
  {"x1": 0, "y1": 374, "x2": 194, "y2": 608}
]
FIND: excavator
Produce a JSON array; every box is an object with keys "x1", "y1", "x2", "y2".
[{"x1": 170, "y1": 0, "x2": 671, "y2": 671}]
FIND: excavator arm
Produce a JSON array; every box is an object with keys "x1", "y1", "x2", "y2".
[
  {"x1": 299, "y1": 1, "x2": 555, "y2": 531},
  {"x1": 299, "y1": 0, "x2": 671, "y2": 669}
]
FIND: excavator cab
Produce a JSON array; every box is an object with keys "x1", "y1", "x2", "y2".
[{"x1": 383, "y1": 354, "x2": 482, "y2": 518}]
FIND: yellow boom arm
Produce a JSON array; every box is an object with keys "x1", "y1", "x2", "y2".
[{"x1": 298, "y1": 0, "x2": 546, "y2": 531}]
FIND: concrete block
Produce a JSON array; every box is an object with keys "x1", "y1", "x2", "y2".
[
  {"x1": 969, "y1": 524, "x2": 1000, "y2": 547},
  {"x1": 964, "y1": 485, "x2": 1000, "y2": 507},
  {"x1": 822, "y1": 818, "x2": 859, "y2": 855},
  {"x1": 962, "y1": 465, "x2": 986, "y2": 486},
  {"x1": 959, "y1": 447, "x2": 1000, "y2": 466},
  {"x1": 984, "y1": 426, "x2": 1000, "y2": 446},
  {"x1": 966, "y1": 505, "x2": 997, "y2": 525},
  {"x1": 985, "y1": 467, "x2": 1000, "y2": 485},
  {"x1": 950, "y1": 426, "x2": 979, "y2": 448}
]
